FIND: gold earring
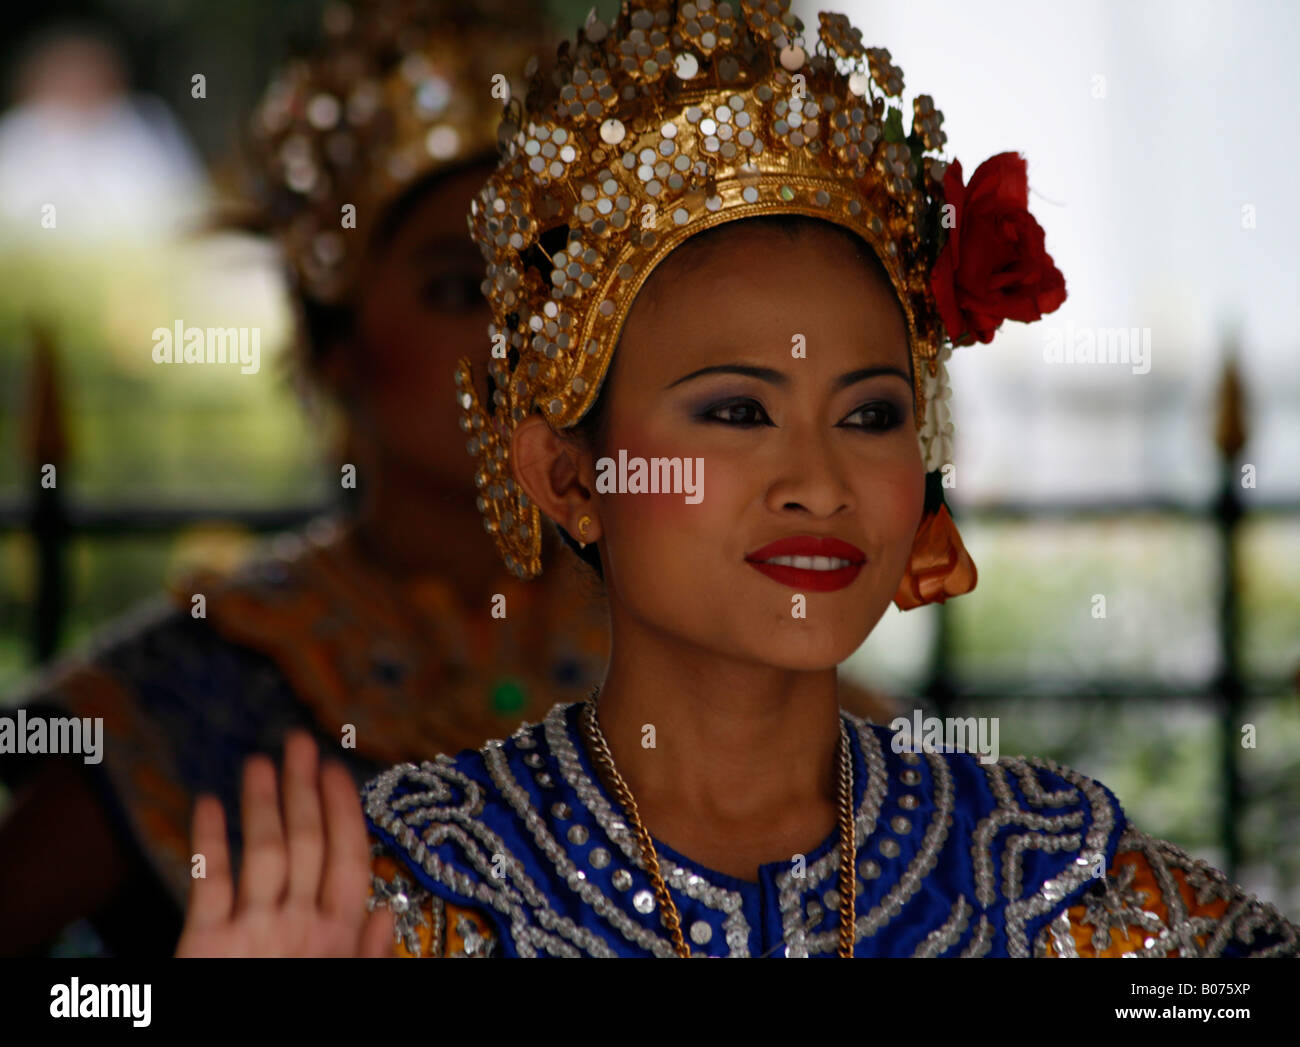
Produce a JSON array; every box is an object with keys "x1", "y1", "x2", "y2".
[{"x1": 577, "y1": 514, "x2": 592, "y2": 549}]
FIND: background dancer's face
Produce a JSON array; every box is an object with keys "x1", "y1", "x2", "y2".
[
  {"x1": 312, "y1": 161, "x2": 495, "y2": 493},
  {"x1": 525, "y1": 218, "x2": 927, "y2": 670}
]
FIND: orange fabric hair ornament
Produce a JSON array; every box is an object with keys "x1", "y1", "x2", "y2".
[{"x1": 893, "y1": 502, "x2": 978, "y2": 610}]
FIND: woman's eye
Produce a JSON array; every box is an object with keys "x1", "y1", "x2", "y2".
[
  {"x1": 702, "y1": 399, "x2": 771, "y2": 427},
  {"x1": 842, "y1": 401, "x2": 902, "y2": 431},
  {"x1": 421, "y1": 275, "x2": 482, "y2": 311}
]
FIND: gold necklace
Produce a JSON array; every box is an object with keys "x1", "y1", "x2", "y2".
[{"x1": 579, "y1": 693, "x2": 857, "y2": 958}]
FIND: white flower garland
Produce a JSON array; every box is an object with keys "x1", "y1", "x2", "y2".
[{"x1": 918, "y1": 342, "x2": 954, "y2": 473}]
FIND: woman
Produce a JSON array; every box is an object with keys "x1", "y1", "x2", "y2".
[
  {"x1": 1, "y1": 0, "x2": 894, "y2": 958},
  {"x1": 0, "y1": 0, "x2": 611, "y2": 956},
  {"x1": 174, "y1": 3, "x2": 1299, "y2": 958}
]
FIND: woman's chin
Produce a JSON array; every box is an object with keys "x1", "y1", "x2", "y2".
[{"x1": 729, "y1": 631, "x2": 866, "y2": 673}]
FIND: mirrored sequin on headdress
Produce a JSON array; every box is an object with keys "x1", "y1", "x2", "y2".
[{"x1": 246, "y1": 0, "x2": 551, "y2": 305}]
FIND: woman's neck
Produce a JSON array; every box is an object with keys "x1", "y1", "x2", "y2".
[{"x1": 592, "y1": 614, "x2": 843, "y2": 880}]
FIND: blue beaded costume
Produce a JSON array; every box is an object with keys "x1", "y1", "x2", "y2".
[{"x1": 365, "y1": 701, "x2": 1299, "y2": 958}]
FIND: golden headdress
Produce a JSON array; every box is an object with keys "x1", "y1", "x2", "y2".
[
  {"x1": 245, "y1": 0, "x2": 551, "y2": 305},
  {"x1": 457, "y1": 1, "x2": 1067, "y2": 580}
]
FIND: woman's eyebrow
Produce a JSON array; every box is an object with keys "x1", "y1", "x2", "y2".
[
  {"x1": 665, "y1": 363, "x2": 786, "y2": 389},
  {"x1": 833, "y1": 366, "x2": 912, "y2": 391},
  {"x1": 665, "y1": 363, "x2": 911, "y2": 390}
]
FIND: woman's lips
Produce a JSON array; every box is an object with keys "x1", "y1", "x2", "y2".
[{"x1": 744, "y1": 535, "x2": 867, "y2": 593}]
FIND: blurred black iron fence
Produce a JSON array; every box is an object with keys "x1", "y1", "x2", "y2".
[{"x1": 1, "y1": 358, "x2": 1297, "y2": 885}]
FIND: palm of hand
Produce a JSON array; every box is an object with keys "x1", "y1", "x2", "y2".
[{"x1": 174, "y1": 732, "x2": 394, "y2": 958}]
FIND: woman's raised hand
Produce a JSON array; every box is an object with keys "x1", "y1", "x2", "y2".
[{"x1": 175, "y1": 730, "x2": 394, "y2": 957}]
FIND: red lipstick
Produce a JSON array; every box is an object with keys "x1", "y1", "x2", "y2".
[{"x1": 744, "y1": 535, "x2": 867, "y2": 593}]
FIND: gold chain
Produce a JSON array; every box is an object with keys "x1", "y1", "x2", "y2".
[{"x1": 579, "y1": 693, "x2": 857, "y2": 958}]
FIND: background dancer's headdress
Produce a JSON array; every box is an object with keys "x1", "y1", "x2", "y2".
[
  {"x1": 459, "y1": 2, "x2": 1067, "y2": 585},
  {"x1": 244, "y1": 0, "x2": 550, "y2": 306}
]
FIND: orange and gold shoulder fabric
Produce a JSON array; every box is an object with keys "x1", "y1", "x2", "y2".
[
  {"x1": 369, "y1": 843, "x2": 498, "y2": 958},
  {"x1": 1039, "y1": 829, "x2": 1298, "y2": 958}
]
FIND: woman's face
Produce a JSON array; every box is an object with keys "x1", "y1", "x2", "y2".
[
  {"x1": 329, "y1": 162, "x2": 495, "y2": 492},
  {"x1": 591, "y1": 222, "x2": 925, "y2": 670}
]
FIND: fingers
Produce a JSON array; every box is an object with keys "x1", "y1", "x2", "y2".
[
  {"x1": 235, "y1": 753, "x2": 287, "y2": 911},
  {"x1": 360, "y1": 906, "x2": 396, "y2": 958},
  {"x1": 181, "y1": 794, "x2": 233, "y2": 932},
  {"x1": 318, "y1": 757, "x2": 369, "y2": 918},
  {"x1": 281, "y1": 732, "x2": 325, "y2": 905}
]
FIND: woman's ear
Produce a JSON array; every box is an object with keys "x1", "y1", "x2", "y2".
[{"x1": 511, "y1": 414, "x2": 600, "y2": 544}]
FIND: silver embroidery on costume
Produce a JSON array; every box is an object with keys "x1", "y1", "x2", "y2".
[
  {"x1": 961, "y1": 916, "x2": 993, "y2": 957},
  {"x1": 913, "y1": 895, "x2": 973, "y2": 957},
  {"x1": 365, "y1": 701, "x2": 1298, "y2": 958},
  {"x1": 1033, "y1": 825, "x2": 1300, "y2": 957},
  {"x1": 993, "y1": 757, "x2": 1117, "y2": 958},
  {"x1": 365, "y1": 754, "x2": 609, "y2": 957},
  {"x1": 544, "y1": 702, "x2": 756, "y2": 956},
  {"x1": 450, "y1": 913, "x2": 496, "y2": 958},
  {"x1": 485, "y1": 726, "x2": 678, "y2": 956},
  {"x1": 368, "y1": 841, "x2": 435, "y2": 956},
  {"x1": 774, "y1": 717, "x2": 889, "y2": 957}
]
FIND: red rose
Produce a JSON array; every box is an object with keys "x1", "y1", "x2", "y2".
[{"x1": 929, "y1": 152, "x2": 1067, "y2": 345}]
